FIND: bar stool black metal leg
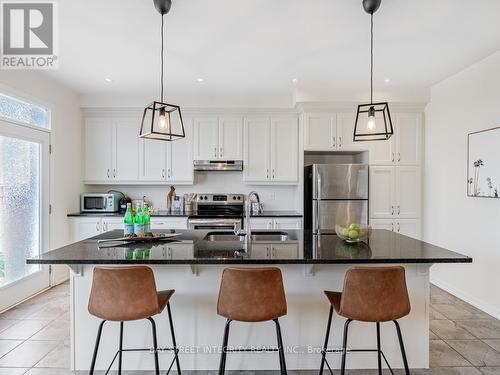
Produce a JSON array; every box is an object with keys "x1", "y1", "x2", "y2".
[
  {"x1": 319, "y1": 306, "x2": 333, "y2": 375},
  {"x1": 218, "y1": 319, "x2": 232, "y2": 375},
  {"x1": 167, "y1": 303, "x2": 182, "y2": 374},
  {"x1": 89, "y1": 320, "x2": 106, "y2": 375},
  {"x1": 118, "y1": 322, "x2": 124, "y2": 375},
  {"x1": 340, "y1": 319, "x2": 352, "y2": 375},
  {"x1": 376, "y1": 322, "x2": 382, "y2": 375},
  {"x1": 148, "y1": 317, "x2": 160, "y2": 375},
  {"x1": 393, "y1": 320, "x2": 410, "y2": 375},
  {"x1": 274, "y1": 319, "x2": 287, "y2": 375}
]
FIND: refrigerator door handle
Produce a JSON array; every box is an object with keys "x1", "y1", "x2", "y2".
[{"x1": 313, "y1": 200, "x2": 320, "y2": 233}]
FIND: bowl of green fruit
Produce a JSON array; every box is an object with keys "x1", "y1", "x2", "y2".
[{"x1": 335, "y1": 223, "x2": 371, "y2": 243}]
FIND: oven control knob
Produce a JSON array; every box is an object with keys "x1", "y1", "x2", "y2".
[
  {"x1": 237, "y1": 196, "x2": 241, "y2": 200},
  {"x1": 232, "y1": 196, "x2": 236, "y2": 200},
  {"x1": 204, "y1": 196, "x2": 208, "y2": 200}
]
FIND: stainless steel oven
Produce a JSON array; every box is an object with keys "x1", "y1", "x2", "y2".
[{"x1": 188, "y1": 193, "x2": 244, "y2": 230}]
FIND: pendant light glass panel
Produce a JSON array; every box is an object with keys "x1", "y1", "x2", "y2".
[
  {"x1": 140, "y1": 101, "x2": 185, "y2": 141},
  {"x1": 353, "y1": 102, "x2": 393, "y2": 141}
]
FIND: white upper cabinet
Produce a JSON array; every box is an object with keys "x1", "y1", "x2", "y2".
[
  {"x1": 304, "y1": 112, "x2": 369, "y2": 151},
  {"x1": 244, "y1": 116, "x2": 298, "y2": 184},
  {"x1": 193, "y1": 117, "x2": 219, "y2": 160},
  {"x1": 85, "y1": 117, "x2": 139, "y2": 183},
  {"x1": 337, "y1": 113, "x2": 369, "y2": 151},
  {"x1": 140, "y1": 137, "x2": 167, "y2": 182},
  {"x1": 271, "y1": 118, "x2": 299, "y2": 182},
  {"x1": 396, "y1": 113, "x2": 422, "y2": 165},
  {"x1": 219, "y1": 117, "x2": 243, "y2": 159},
  {"x1": 244, "y1": 117, "x2": 270, "y2": 182},
  {"x1": 85, "y1": 113, "x2": 193, "y2": 185},
  {"x1": 114, "y1": 118, "x2": 139, "y2": 181},
  {"x1": 85, "y1": 118, "x2": 113, "y2": 182},
  {"x1": 193, "y1": 116, "x2": 243, "y2": 160},
  {"x1": 369, "y1": 112, "x2": 422, "y2": 166},
  {"x1": 167, "y1": 117, "x2": 193, "y2": 183},
  {"x1": 304, "y1": 113, "x2": 336, "y2": 150}
]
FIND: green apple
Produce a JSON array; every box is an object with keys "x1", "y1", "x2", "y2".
[
  {"x1": 348, "y1": 229, "x2": 359, "y2": 239},
  {"x1": 341, "y1": 228, "x2": 350, "y2": 237},
  {"x1": 348, "y1": 223, "x2": 360, "y2": 231}
]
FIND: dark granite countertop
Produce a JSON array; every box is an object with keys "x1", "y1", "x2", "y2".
[
  {"x1": 67, "y1": 211, "x2": 302, "y2": 218},
  {"x1": 27, "y1": 229, "x2": 471, "y2": 265}
]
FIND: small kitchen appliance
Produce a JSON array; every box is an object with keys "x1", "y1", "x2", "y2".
[{"x1": 80, "y1": 192, "x2": 123, "y2": 213}]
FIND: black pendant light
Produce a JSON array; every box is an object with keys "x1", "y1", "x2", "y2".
[
  {"x1": 140, "y1": 0, "x2": 185, "y2": 141},
  {"x1": 353, "y1": 0, "x2": 393, "y2": 142}
]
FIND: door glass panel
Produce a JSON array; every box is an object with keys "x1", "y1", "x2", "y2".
[{"x1": 0, "y1": 135, "x2": 41, "y2": 287}]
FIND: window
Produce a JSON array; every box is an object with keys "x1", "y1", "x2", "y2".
[{"x1": 0, "y1": 92, "x2": 50, "y2": 129}]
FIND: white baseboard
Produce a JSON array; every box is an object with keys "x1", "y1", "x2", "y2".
[{"x1": 431, "y1": 276, "x2": 500, "y2": 320}]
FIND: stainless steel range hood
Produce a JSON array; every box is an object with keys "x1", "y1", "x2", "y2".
[{"x1": 193, "y1": 160, "x2": 243, "y2": 171}]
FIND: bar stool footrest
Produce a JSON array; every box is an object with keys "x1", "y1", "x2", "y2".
[
  {"x1": 103, "y1": 347, "x2": 180, "y2": 375},
  {"x1": 321, "y1": 348, "x2": 395, "y2": 375}
]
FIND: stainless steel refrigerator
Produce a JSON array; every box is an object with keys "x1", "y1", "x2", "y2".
[{"x1": 304, "y1": 164, "x2": 369, "y2": 234}]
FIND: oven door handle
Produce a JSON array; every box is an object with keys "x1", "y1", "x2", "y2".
[{"x1": 188, "y1": 219, "x2": 240, "y2": 225}]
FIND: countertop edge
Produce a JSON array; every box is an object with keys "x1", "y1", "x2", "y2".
[{"x1": 27, "y1": 258, "x2": 472, "y2": 265}]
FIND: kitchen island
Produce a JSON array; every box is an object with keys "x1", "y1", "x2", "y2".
[{"x1": 28, "y1": 229, "x2": 471, "y2": 372}]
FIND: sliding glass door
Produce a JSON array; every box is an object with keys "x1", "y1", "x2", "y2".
[{"x1": 0, "y1": 119, "x2": 50, "y2": 311}]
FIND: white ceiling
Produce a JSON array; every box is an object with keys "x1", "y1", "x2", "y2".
[{"x1": 45, "y1": 0, "x2": 500, "y2": 107}]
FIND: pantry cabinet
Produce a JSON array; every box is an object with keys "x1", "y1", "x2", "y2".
[
  {"x1": 244, "y1": 117, "x2": 299, "y2": 184},
  {"x1": 193, "y1": 116, "x2": 243, "y2": 160},
  {"x1": 369, "y1": 113, "x2": 422, "y2": 165},
  {"x1": 370, "y1": 166, "x2": 421, "y2": 219}
]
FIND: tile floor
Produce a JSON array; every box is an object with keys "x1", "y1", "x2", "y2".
[{"x1": 1, "y1": 282, "x2": 500, "y2": 374}]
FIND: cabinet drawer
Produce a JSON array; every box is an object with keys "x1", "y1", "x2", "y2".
[{"x1": 150, "y1": 218, "x2": 188, "y2": 230}]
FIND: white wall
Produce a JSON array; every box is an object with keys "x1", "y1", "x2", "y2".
[
  {"x1": 0, "y1": 71, "x2": 83, "y2": 283},
  {"x1": 424, "y1": 51, "x2": 500, "y2": 318}
]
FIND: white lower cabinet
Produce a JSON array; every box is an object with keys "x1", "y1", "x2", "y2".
[
  {"x1": 70, "y1": 217, "x2": 188, "y2": 242},
  {"x1": 150, "y1": 217, "x2": 188, "y2": 230},
  {"x1": 370, "y1": 218, "x2": 421, "y2": 239},
  {"x1": 70, "y1": 217, "x2": 102, "y2": 242},
  {"x1": 250, "y1": 243, "x2": 299, "y2": 259},
  {"x1": 248, "y1": 217, "x2": 302, "y2": 230}
]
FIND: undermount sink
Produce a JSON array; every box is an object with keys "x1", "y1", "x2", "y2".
[
  {"x1": 251, "y1": 231, "x2": 289, "y2": 242},
  {"x1": 204, "y1": 232, "x2": 245, "y2": 242},
  {"x1": 203, "y1": 231, "x2": 291, "y2": 243}
]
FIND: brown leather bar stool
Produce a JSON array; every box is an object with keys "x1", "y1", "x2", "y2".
[
  {"x1": 217, "y1": 267, "x2": 288, "y2": 375},
  {"x1": 319, "y1": 266, "x2": 411, "y2": 375},
  {"x1": 88, "y1": 266, "x2": 181, "y2": 375}
]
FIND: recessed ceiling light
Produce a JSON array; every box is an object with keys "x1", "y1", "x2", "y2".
[
  {"x1": 384, "y1": 78, "x2": 391, "y2": 83},
  {"x1": 291, "y1": 78, "x2": 298, "y2": 84},
  {"x1": 196, "y1": 78, "x2": 205, "y2": 83},
  {"x1": 104, "y1": 78, "x2": 113, "y2": 83}
]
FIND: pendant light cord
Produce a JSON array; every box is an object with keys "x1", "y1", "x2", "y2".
[
  {"x1": 160, "y1": 14, "x2": 164, "y2": 103},
  {"x1": 370, "y1": 12, "x2": 373, "y2": 104}
]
